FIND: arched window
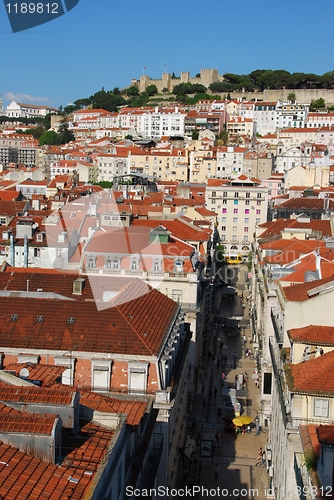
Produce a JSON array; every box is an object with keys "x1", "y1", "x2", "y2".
[{"x1": 152, "y1": 258, "x2": 162, "y2": 272}]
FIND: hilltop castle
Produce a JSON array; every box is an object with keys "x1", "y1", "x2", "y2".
[{"x1": 131, "y1": 68, "x2": 224, "y2": 93}]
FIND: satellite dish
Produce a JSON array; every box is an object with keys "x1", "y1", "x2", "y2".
[{"x1": 19, "y1": 368, "x2": 30, "y2": 379}]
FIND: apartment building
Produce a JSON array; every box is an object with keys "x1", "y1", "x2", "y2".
[
  {"x1": 0, "y1": 271, "x2": 190, "y2": 490},
  {"x1": 129, "y1": 147, "x2": 189, "y2": 182},
  {"x1": 6, "y1": 101, "x2": 57, "y2": 118},
  {"x1": 206, "y1": 176, "x2": 268, "y2": 255},
  {"x1": 227, "y1": 116, "x2": 255, "y2": 138},
  {"x1": 253, "y1": 102, "x2": 277, "y2": 135},
  {"x1": 275, "y1": 100, "x2": 308, "y2": 129},
  {"x1": 184, "y1": 110, "x2": 227, "y2": 137},
  {"x1": 216, "y1": 146, "x2": 248, "y2": 178}
]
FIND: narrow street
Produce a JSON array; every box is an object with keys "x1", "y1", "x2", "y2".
[{"x1": 185, "y1": 263, "x2": 270, "y2": 499}]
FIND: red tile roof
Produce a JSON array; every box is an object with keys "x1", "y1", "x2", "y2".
[
  {"x1": 288, "y1": 325, "x2": 334, "y2": 345},
  {"x1": 80, "y1": 391, "x2": 147, "y2": 426},
  {"x1": 286, "y1": 349, "x2": 334, "y2": 394},
  {"x1": 316, "y1": 425, "x2": 334, "y2": 445},
  {"x1": 0, "y1": 279, "x2": 179, "y2": 356},
  {"x1": 0, "y1": 421, "x2": 114, "y2": 499},
  {"x1": 0, "y1": 403, "x2": 57, "y2": 434},
  {"x1": 4, "y1": 363, "x2": 67, "y2": 386},
  {"x1": 282, "y1": 276, "x2": 334, "y2": 302}
]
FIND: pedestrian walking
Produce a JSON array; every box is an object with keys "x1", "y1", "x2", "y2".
[
  {"x1": 220, "y1": 340, "x2": 224, "y2": 351},
  {"x1": 213, "y1": 464, "x2": 218, "y2": 480},
  {"x1": 255, "y1": 424, "x2": 261, "y2": 436},
  {"x1": 223, "y1": 354, "x2": 227, "y2": 367}
]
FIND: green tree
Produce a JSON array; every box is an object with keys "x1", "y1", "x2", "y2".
[
  {"x1": 192, "y1": 130, "x2": 199, "y2": 140},
  {"x1": 39, "y1": 130, "x2": 60, "y2": 146},
  {"x1": 58, "y1": 119, "x2": 75, "y2": 144},
  {"x1": 287, "y1": 92, "x2": 296, "y2": 101},
  {"x1": 209, "y1": 81, "x2": 231, "y2": 93},
  {"x1": 63, "y1": 104, "x2": 79, "y2": 114},
  {"x1": 310, "y1": 97, "x2": 326, "y2": 111},
  {"x1": 146, "y1": 84, "x2": 158, "y2": 96},
  {"x1": 122, "y1": 85, "x2": 139, "y2": 97}
]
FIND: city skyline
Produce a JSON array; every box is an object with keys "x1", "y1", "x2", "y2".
[{"x1": 1, "y1": 0, "x2": 334, "y2": 109}]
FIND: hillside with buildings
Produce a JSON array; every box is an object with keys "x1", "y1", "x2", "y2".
[{"x1": 1, "y1": 83, "x2": 334, "y2": 497}]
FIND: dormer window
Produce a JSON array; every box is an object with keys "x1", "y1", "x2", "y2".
[
  {"x1": 87, "y1": 255, "x2": 96, "y2": 269},
  {"x1": 130, "y1": 257, "x2": 139, "y2": 271},
  {"x1": 105, "y1": 257, "x2": 112, "y2": 269},
  {"x1": 152, "y1": 258, "x2": 162, "y2": 272}
]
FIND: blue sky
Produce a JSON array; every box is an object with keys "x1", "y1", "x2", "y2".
[{"x1": 1, "y1": 0, "x2": 333, "y2": 109}]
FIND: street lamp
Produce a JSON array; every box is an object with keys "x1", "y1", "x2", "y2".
[{"x1": 254, "y1": 415, "x2": 259, "y2": 426}]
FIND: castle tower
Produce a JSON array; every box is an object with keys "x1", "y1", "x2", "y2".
[
  {"x1": 162, "y1": 73, "x2": 172, "y2": 92},
  {"x1": 180, "y1": 72, "x2": 190, "y2": 84},
  {"x1": 200, "y1": 69, "x2": 219, "y2": 87},
  {"x1": 139, "y1": 75, "x2": 150, "y2": 93}
]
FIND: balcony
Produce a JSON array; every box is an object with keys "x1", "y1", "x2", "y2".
[{"x1": 271, "y1": 307, "x2": 284, "y2": 345}]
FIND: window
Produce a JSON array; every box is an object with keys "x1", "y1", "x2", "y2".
[
  {"x1": 246, "y1": 192, "x2": 250, "y2": 198},
  {"x1": 256, "y1": 209, "x2": 261, "y2": 215},
  {"x1": 314, "y1": 399, "x2": 329, "y2": 418},
  {"x1": 234, "y1": 200, "x2": 238, "y2": 205},
  {"x1": 221, "y1": 234, "x2": 226, "y2": 241},
  {"x1": 233, "y1": 217, "x2": 238, "y2": 223},
  {"x1": 105, "y1": 257, "x2": 112, "y2": 269},
  {"x1": 87, "y1": 255, "x2": 96, "y2": 268},
  {"x1": 234, "y1": 192, "x2": 239, "y2": 198},
  {"x1": 244, "y1": 227, "x2": 249, "y2": 232},
  {"x1": 232, "y1": 234, "x2": 238, "y2": 241},
  {"x1": 172, "y1": 289, "x2": 182, "y2": 302},
  {"x1": 222, "y1": 199, "x2": 227, "y2": 205},
  {"x1": 131, "y1": 257, "x2": 139, "y2": 271},
  {"x1": 257, "y1": 193, "x2": 261, "y2": 199},
  {"x1": 223, "y1": 191, "x2": 227, "y2": 198},
  {"x1": 233, "y1": 208, "x2": 238, "y2": 214},
  {"x1": 222, "y1": 208, "x2": 227, "y2": 214},
  {"x1": 232, "y1": 226, "x2": 237, "y2": 232},
  {"x1": 263, "y1": 373, "x2": 272, "y2": 394},
  {"x1": 221, "y1": 226, "x2": 226, "y2": 231},
  {"x1": 34, "y1": 248, "x2": 40, "y2": 257},
  {"x1": 212, "y1": 191, "x2": 216, "y2": 197},
  {"x1": 222, "y1": 217, "x2": 226, "y2": 222},
  {"x1": 92, "y1": 361, "x2": 112, "y2": 392},
  {"x1": 244, "y1": 218, "x2": 249, "y2": 223},
  {"x1": 256, "y1": 218, "x2": 261, "y2": 224},
  {"x1": 257, "y1": 200, "x2": 261, "y2": 206},
  {"x1": 212, "y1": 199, "x2": 216, "y2": 205},
  {"x1": 152, "y1": 258, "x2": 162, "y2": 271},
  {"x1": 128, "y1": 362, "x2": 148, "y2": 394},
  {"x1": 245, "y1": 200, "x2": 250, "y2": 206}
]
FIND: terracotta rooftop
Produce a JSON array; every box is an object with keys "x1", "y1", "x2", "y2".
[
  {"x1": 0, "y1": 278, "x2": 179, "y2": 356},
  {"x1": 288, "y1": 325, "x2": 334, "y2": 345},
  {"x1": 0, "y1": 386, "x2": 75, "y2": 405},
  {"x1": 80, "y1": 391, "x2": 148, "y2": 427},
  {"x1": 4, "y1": 362, "x2": 67, "y2": 386},
  {"x1": 316, "y1": 425, "x2": 334, "y2": 445},
  {"x1": 258, "y1": 218, "x2": 332, "y2": 240},
  {"x1": 286, "y1": 349, "x2": 334, "y2": 395},
  {"x1": 282, "y1": 276, "x2": 334, "y2": 302},
  {"x1": 0, "y1": 419, "x2": 114, "y2": 499},
  {"x1": 0, "y1": 403, "x2": 57, "y2": 434}
]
